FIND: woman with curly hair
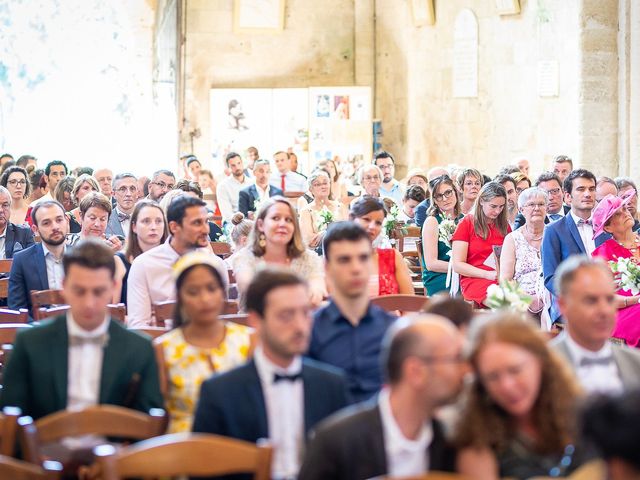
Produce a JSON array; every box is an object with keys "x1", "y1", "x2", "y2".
[{"x1": 455, "y1": 314, "x2": 590, "y2": 479}]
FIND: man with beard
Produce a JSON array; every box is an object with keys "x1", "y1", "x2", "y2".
[
  {"x1": 375, "y1": 151, "x2": 404, "y2": 204},
  {"x1": 495, "y1": 174, "x2": 518, "y2": 229},
  {"x1": 126, "y1": 195, "x2": 227, "y2": 327},
  {"x1": 147, "y1": 169, "x2": 176, "y2": 202},
  {"x1": 216, "y1": 152, "x2": 252, "y2": 223},
  {"x1": 9, "y1": 200, "x2": 70, "y2": 316}
]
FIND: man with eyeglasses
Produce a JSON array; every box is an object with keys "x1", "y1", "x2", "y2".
[
  {"x1": 374, "y1": 151, "x2": 404, "y2": 204},
  {"x1": 106, "y1": 173, "x2": 137, "y2": 239},
  {"x1": 359, "y1": 164, "x2": 384, "y2": 198},
  {"x1": 0, "y1": 186, "x2": 34, "y2": 261},
  {"x1": 514, "y1": 172, "x2": 570, "y2": 229},
  {"x1": 300, "y1": 315, "x2": 464, "y2": 480},
  {"x1": 147, "y1": 169, "x2": 175, "y2": 202}
]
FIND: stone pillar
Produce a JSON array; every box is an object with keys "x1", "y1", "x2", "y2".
[
  {"x1": 355, "y1": 0, "x2": 375, "y2": 88},
  {"x1": 629, "y1": 0, "x2": 640, "y2": 179},
  {"x1": 578, "y1": 0, "x2": 619, "y2": 175}
]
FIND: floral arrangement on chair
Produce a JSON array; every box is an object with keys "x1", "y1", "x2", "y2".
[
  {"x1": 316, "y1": 206, "x2": 334, "y2": 232},
  {"x1": 383, "y1": 204, "x2": 408, "y2": 240},
  {"x1": 609, "y1": 257, "x2": 640, "y2": 295},
  {"x1": 486, "y1": 280, "x2": 533, "y2": 312}
]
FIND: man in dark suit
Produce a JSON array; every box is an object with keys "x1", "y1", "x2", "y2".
[
  {"x1": 1, "y1": 239, "x2": 163, "y2": 419},
  {"x1": 8, "y1": 200, "x2": 69, "y2": 315},
  {"x1": 105, "y1": 173, "x2": 137, "y2": 239},
  {"x1": 0, "y1": 186, "x2": 34, "y2": 259},
  {"x1": 514, "y1": 171, "x2": 570, "y2": 229},
  {"x1": 193, "y1": 268, "x2": 349, "y2": 480},
  {"x1": 550, "y1": 255, "x2": 640, "y2": 394},
  {"x1": 238, "y1": 159, "x2": 283, "y2": 218},
  {"x1": 542, "y1": 169, "x2": 597, "y2": 323},
  {"x1": 299, "y1": 315, "x2": 464, "y2": 480}
]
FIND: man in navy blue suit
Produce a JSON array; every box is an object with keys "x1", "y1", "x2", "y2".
[
  {"x1": 541, "y1": 169, "x2": 597, "y2": 324},
  {"x1": 193, "y1": 268, "x2": 349, "y2": 480},
  {"x1": 8, "y1": 200, "x2": 69, "y2": 316},
  {"x1": 238, "y1": 159, "x2": 282, "y2": 218}
]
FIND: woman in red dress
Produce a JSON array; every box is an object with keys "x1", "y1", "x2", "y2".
[
  {"x1": 452, "y1": 182, "x2": 511, "y2": 306},
  {"x1": 349, "y1": 195, "x2": 414, "y2": 296}
]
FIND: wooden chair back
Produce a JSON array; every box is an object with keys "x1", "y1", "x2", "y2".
[
  {"x1": 283, "y1": 191, "x2": 305, "y2": 199},
  {"x1": 154, "y1": 300, "x2": 239, "y2": 327},
  {"x1": 0, "y1": 456, "x2": 62, "y2": 480},
  {"x1": 30, "y1": 290, "x2": 65, "y2": 320},
  {"x1": 0, "y1": 406, "x2": 21, "y2": 456},
  {"x1": 219, "y1": 313, "x2": 250, "y2": 327},
  {"x1": 36, "y1": 304, "x2": 127, "y2": 323},
  {"x1": 18, "y1": 406, "x2": 167, "y2": 465},
  {"x1": 210, "y1": 242, "x2": 232, "y2": 257},
  {"x1": 0, "y1": 308, "x2": 29, "y2": 324},
  {"x1": 415, "y1": 238, "x2": 426, "y2": 276},
  {"x1": 371, "y1": 294, "x2": 429, "y2": 314},
  {"x1": 94, "y1": 432, "x2": 272, "y2": 480},
  {"x1": 0, "y1": 259, "x2": 12, "y2": 274},
  {"x1": 129, "y1": 326, "x2": 170, "y2": 340},
  {"x1": 0, "y1": 278, "x2": 8, "y2": 298},
  {"x1": 395, "y1": 225, "x2": 421, "y2": 252},
  {"x1": 0, "y1": 323, "x2": 32, "y2": 345}
]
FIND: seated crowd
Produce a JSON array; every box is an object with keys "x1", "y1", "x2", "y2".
[{"x1": 0, "y1": 149, "x2": 640, "y2": 479}]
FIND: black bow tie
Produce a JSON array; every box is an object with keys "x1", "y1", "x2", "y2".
[
  {"x1": 273, "y1": 372, "x2": 302, "y2": 383},
  {"x1": 579, "y1": 356, "x2": 612, "y2": 367},
  {"x1": 117, "y1": 212, "x2": 131, "y2": 223}
]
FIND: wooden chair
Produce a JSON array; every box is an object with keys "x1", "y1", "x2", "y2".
[
  {"x1": 36, "y1": 304, "x2": 127, "y2": 323},
  {"x1": 0, "y1": 323, "x2": 32, "y2": 345},
  {"x1": 154, "y1": 300, "x2": 239, "y2": 327},
  {"x1": 0, "y1": 259, "x2": 12, "y2": 274},
  {"x1": 30, "y1": 290, "x2": 65, "y2": 321},
  {"x1": 129, "y1": 326, "x2": 169, "y2": 340},
  {"x1": 0, "y1": 259, "x2": 11, "y2": 297},
  {"x1": 18, "y1": 405, "x2": 167, "y2": 466},
  {"x1": 283, "y1": 191, "x2": 305, "y2": 199},
  {"x1": 0, "y1": 278, "x2": 8, "y2": 298},
  {"x1": 0, "y1": 456, "x2": 62, "y2": 480},
  {"x1": 219, "y1": 313, "x2": 250, "y2": 327},
  {"x1": 371, "y1": 294, "x2": 429, "y2": 314},
  {"x1": 210, "y1": 241, "x2": 232, "y2": 257},
  {"x1": 94, "y1": 432, "x2": 272, "y2": 480},
  {"x1": 415, "y1": 238, "x2": 426, "y2": 277},
  {"x1": 0, "y1": 406, "x2": 21, "y2": 456},
  {"x1": 0, "y1": 308, "x2": 29, "y2": 324}
]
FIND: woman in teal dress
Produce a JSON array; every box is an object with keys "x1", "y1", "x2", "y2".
[{"x1": 421, "y1": 174, "x2": 462, "y2": 295}]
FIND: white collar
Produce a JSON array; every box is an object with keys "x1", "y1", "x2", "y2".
[
  {"x1": 253, "y1": 346, "x2": 302, "y2": 384},
  {"x1": 378, "y1": 388, "x2": 433, "y2": 453},
  {"x1": 0, "y1": 226, "x2": 6, "y2": 239},
  {"x1": 66, "y1": 311, "x2": 110, "y2": 339},
  {"x1": 564, "y1": 331, "x2": 612, "y2": 363},
  {"x1": 42, "y1": 242, "x2": 65, "y2": 259}
]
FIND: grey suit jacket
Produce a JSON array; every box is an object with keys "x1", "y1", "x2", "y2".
[
  {"x1": 551, "y1": 333, "x2": 640, "y2": 391},
  {"x1": 105, "y1": 210, "x2": 125, "y2": 238}
]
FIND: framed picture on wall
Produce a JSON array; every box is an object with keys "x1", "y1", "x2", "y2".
[
  {"x1": 495, "y1": 0, "x2": 521, "y2": 15},
  {"x1": 410, "y1": 0, "x2": 435, "y2": 26},
  {"x1": 234, "y1": 0, "x2": 286, "y2": 33}
]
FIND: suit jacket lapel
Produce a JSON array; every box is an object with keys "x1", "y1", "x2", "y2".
[
  {"x1": 566, "y1": 215, "x2": 586, "y2": 253},
  {"x1": 612, "y1": 347, "x2": 638, "y2": 389},
  {"x1": 245, "y1": 361, "x2": 269, "y2": 439},
  {"x1": 250, "y1": 185, "x2": 259, "y2": 203},
  {"x1": 5, "y1": 224, "x2": 14, "y2": 258},
  {"x1": 369, "y1": 405, "x2": 388, "y2": 474},
  {"x1": 50, "y1": 316, "x2": 69, "y2": 409},
  {"x1": 34, "y1": 244, "x2": 49, "y2": 290},
  {"x1": 99, "y1": 319, "x2": 121, "y2": 404},
  {"x1": 108, "y1": 212, "x2": 124, "y2": 237},
  {"x1": 302, "y1": 365, "x2": 323, "y2": 434}
]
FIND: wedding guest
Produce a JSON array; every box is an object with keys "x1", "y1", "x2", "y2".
[
  {"x1": 375, "y1": 151, "x2": 404, "y2": 204},
  {"x1": 299, "y1": 170, "x2": 348, "y2": 250},
  {"x1": 516, "y1": 158, "x2": 530, "y2": 176},
  {"x1": 0, "y1": 186, "x2": 34, "y2": 259},
  {"x1": 456, "y1": 314, "x2": 588, "y2": 480},
  {"x1": 414, "y1": 166, "x2": 450, "y2": 227},
  {"x1": 53, "y1": 175, "x2": 76, "y2": 213},
  {"x1": 228, "y1": 212, "x2": 253, "y2": 252},
  {"x1": 514, "y1": 172, "x2": 569, "y2": 229},
  {"x1": 318, "y1": 158, "x2": 349, "y2": 203},
  {"x1": 114, "y1": 199, "x2": 168, "y2": 305},
  {"x1": 238, "y1": 158, "x2": 282, "y2": 218},
  {"x1": 217, "y1": 152, "x2": 252, "y2": 223},
  {"x1": 29, "y1": 160, "x2": 67, "y2": 206},
  {"x1": 500, "y1": 187, "x2": 548, "y2": 316},
  {"x1": 186, "y1": 156, "x2": 202, "y2": 182},
  {"x1": 232, "y1": 196, "x2": 325, "y2": 307},
  {"x1": 511, "y1": 171, "x2": 532, "y2": 197},
  {"x1": 0, "y1": 165, "x2": 31, "y2": 225},
  {"x1": 349, "y1": 196, "x2": 413, "y2": 296},
  {"x1": 457, "y1": 168, "x2": 484, "y2": 215},
  {"x1": 452, "y1": 182, "x2": 510, "y2": 306},
  {"x1": 106, "y1": 173, "x2": 138, "y2": 239},
  {"x1": 147, "y1": 169, "x2": 175, "y2": 202},
  {"x1": 28, "y1": 169, "x2": 47, "y2": 205},
  {"x1": 270, "y1": 150, "x2": 307, "y2": 192},
  {"x1": 174, "y1": 179, "x2": 223, "y2": 241},
  {"x1": 397, "y1": 184, "x2": 426, "y2": 224},
  {"x1": 94, "y1": 168, "x2": 113, "y2": 198},
  {"x1": 156, "y1": 251, "x2": 253, "y2": 433},
  {"x1": 552, "y1": 154, "x2": 573, "y2": 185},
  {"x1": 359, "y1": 164, "x2": 383, "y2": 198},
  {"x1": 421, "y1": 175, "x2": 462, "y2": 296},
  {"x1": 596, "y1": 176, "x2": 618, "y2": 204},
  {"x1": 615, "y1": 177, "x2": 640, "y2": 231},
  {"x1": 405, "y1": 168, "x2": 430, "y2": 193},
  {"x1": 495, "y1": 174, "x2": 518, "y2": 229},
  {"x1": 422, "y1": 294, "x2": 474, "y2": 333},
  {"x1": 66, "y1": 192, "x2": 123, "y2": 254},
  {"x1": 591, "y1": 194, "x2": 640, "y2": 346},
  {"x1": 68, "y1": 174, "x2": 99, "y2": 232}
]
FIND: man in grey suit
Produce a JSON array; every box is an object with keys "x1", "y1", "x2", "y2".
[
  {"x1": 551, "y1": 255, "x2": 640, "y2": 394},
  {"x1": 105, "y1": 173, "x2": 138, "y2": 239},
  {"x1": 299, "y1": 315, "x2": 464, "y2": 480}
]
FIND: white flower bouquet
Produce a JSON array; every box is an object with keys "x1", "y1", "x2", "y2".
[
  {"x1": 383, "y1": 204, "x2": 408, "y2": 238},
  {"x1": 317, "y1": 206, "x2": 334, "y2": 232},
  {"x1": 437, "y1": 217, "x2": 457, "y2": 247},
  {"x1": 609, "y1": 257, "x2": 640, "y2": 295},
  {"x1": 486, "y1": 280, "x2": 533, "y2": 312}
]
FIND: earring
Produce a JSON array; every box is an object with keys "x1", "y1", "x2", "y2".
[{"x1": 258, "y1": 232, "x2": 266, "y2": 248}]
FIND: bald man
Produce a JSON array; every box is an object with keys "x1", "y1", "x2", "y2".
[
  {"x1": 300, "y1": 315, "x2": 465, "y2": 480},
  {"x1": 415, "y1": 166, "x2": 450, "y2": 228}
]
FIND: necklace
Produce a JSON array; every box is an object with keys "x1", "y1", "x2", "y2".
[
  {"x1": 524, "y1": 224, "x2": 543, "y2": 241},
  {"x1": 616, "y1": 234, "x2": 640, "y2": 251}
]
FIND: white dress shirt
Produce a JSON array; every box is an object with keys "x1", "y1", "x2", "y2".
[
  {"x1": 0, "y1": 226, "x2": 6, "y2": 260},
  {"x1": 66, "y1": 313, "x2": 110, "y2": 410},
  {"x1": 29, "y1": 191, "x2": 53, "y2": 206},
  {"x1": 570, "y1": 211, "x2": 596, "y2": 254},
  {"x1": 217, "y1": 175, "x2": 253, "y2": 222},
  {"x1": 378, "y1": 388, "x2": 433, "y2": 477},
  {"x1": 126, "y1": 239, "x2": 227, "y2": 327},
  {"x1": 270, "y1": 171, "x2": 307, "y2": 193},
  {"x1": 253, "y1": 346, "x2": 304, "y2": 480},
  {"x1": 255, "y1": 184, "x2": 271, "y2": 202},
  {"x1": 565, "y1": 334, "x2": 624, "y2": 395},
  {"x1": 379, "y1": 180, "x2": 405, "y2": 205},
  {"x1": 42, "y1": 243, "x2": 65, "y2": 290}
]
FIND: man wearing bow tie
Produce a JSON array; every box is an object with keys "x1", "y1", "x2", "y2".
[
  {"x1": 542, "y1": 169, "x2": 599, "y2": 324},
  {"x1": 551, "y1": 256, "x2": 640, "y2": 395},
  {"x1": 0, "y1": 239, "x2": 163, "y2": 419},
  {"x1": 106, "y1": 173, "x2": 138, "y2": 239},
  {"x1": 193, "y1": 268, "x2": 349, "y2": 480}
]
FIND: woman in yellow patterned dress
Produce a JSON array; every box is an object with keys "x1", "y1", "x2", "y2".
[{"x1": 155, "y1": 251, "x2": 254, "y2": 433}]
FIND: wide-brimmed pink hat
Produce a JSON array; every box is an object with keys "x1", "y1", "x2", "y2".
[{"x1": 592, "y1": 191, "x2": 636, "y2": 239}]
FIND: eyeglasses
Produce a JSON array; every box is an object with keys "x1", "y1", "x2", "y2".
[
  {"x1": 414, "y1": 353, "x2": 465, "y2": 364},
  {"x1": 524, "y1": 202, "x2": 546, "y2": 210},
  {"x1": 7, "y1": 179, "x2": 27, "y2": 186},
  {"x1": 434, "y1": 189, "x2": 455, "y2": 202},
  {"x1": 152, "y1": 181, "x2": 175, "y2": 190},
  {"x1": 377, "y1": 164, "x2": 394, "y2": 170},
  {"x1": 311, "y1": 181, "x2": 330, "y2": 188},
  {"x1": 363, "y1": 175, "x2": 381, "y2": 182},
  {"x1": 545, "y1": 187, "x2": 562, "y2": 196},
  {"x1": 116, "y1": 186, "x2": 138, "y2": 194}
]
